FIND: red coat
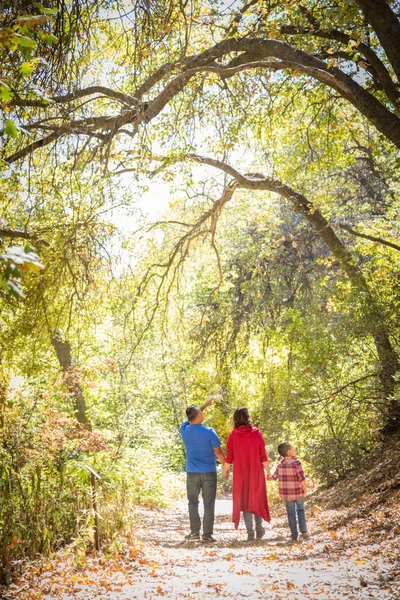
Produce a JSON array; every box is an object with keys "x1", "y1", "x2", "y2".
[{"x1": 226, "y1": 426, "x2": 271, "y2": 528}]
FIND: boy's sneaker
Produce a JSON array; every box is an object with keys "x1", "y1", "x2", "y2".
[
  {"x1": 256, "y1": 527, "x2": 266, "y2": 540},
  {"x1": 201, "y1": 536, "x2": 216, "y2": 544},
  {"x1": 301, "y1": 532, "x2": 310, "y2": 540},
  {"x1": 247, "y1": 533, "x2": 255, "y2": 542},
  {"x1": 287, "y1": 538, "x2": 299, "y2": 545},
  {"x1": 184, "y1": 532, "x2": 200, "y2": 541}
]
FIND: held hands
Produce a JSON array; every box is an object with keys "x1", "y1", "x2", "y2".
[{"x1": 222, "y1": 465, "x2": 230, "y2": 480}]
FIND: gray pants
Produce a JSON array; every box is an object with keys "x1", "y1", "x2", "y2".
[
  {"x1": 186, "y1": 472, "x2": 217, "y2": 538},
  {"x1": 243, "y1": 511, "x2": 263, "y2": 535}
]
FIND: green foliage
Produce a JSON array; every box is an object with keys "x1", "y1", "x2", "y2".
[
  {"x1": 0, "y1": 377, "x2": 183, "y2": 573},
  {"x1": 0, "y1": 0, "x2": 400, "y2": 578},
  {"x1": 0, "y1": 244, "x2": 43, "y2": 297}
]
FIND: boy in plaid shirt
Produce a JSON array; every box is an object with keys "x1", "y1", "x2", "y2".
[{"x1": 271, "y1": 442, "x2": 309, "y2": 543}]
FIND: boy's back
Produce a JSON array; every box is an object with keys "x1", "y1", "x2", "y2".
[
  {"x1": 271, "y1": 443, "x2": 308, "y2": 543},
  {"x1": 273, "y1": 456, "x2": 306, "y2": 501}
]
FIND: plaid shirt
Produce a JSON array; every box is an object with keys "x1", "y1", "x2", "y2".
[{"x1": 272, "y1": 457, "x2": 306, "y2": 501}]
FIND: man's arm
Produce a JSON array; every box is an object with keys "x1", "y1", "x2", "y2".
[
  {"x1": 222, "y1": 461, "x2": 231, "y2": 479},
  {"x1": 214, "y1": 445, "x2": 226, "y2": 465},
  {"x1": 200, "y1": 398, "x2": 212, "y2": 411}
]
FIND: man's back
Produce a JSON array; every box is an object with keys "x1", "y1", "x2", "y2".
[{"x1": 180, "y1": 421, "x2": 220, "y2": 472}]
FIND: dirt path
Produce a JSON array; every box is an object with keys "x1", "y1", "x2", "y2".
[{"x1": 8, "y1": 495, "x2": 399, "y2": 600}]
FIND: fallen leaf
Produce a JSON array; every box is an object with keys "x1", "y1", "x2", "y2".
[
  {"x1": 224, "y1": 553, "x2": 232, "y2": 561},
  {"x1": 287, "y1": 581, "x2": 296, "y2": 589},
  {"x1": 271, "y1": 583, "x2": 280, "y2": 591}
]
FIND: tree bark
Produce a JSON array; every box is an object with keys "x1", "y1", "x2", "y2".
[
  {"x1": 51, "y1": 331, "x2": 91, "y2": 428},
  {"x1": 355, "y1": 0, "x2": 400, "y2": 83}
]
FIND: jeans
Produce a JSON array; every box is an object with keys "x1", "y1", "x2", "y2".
[
  {"x1": 186, "y1": 472, "x2": 217, "y2": 538},
  {"x1": 243, "y1": 512, "x2": 263, "y2": 536},
  {"x1": 284, "y1": 496, "x2": 307, "y2": 540}
]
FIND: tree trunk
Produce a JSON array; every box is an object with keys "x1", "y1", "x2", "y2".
[
  {"x1": 355, "y1": 0, "x2": 400, "y2": 83},
  {"x1": 263, "y1": 183, "x2": 400, "y2": 433},
  {"x1": 274, "y1": 191, "x2": 400, "y2": 433},
  {"x1": 51, "y1": 331, "x2": 91, "y2": 428}
]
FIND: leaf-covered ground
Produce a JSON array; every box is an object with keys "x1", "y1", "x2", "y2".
[
  {"x1": 4, "y1": 441, "x2": 400, "y2": 600},
  {"x1": 5, "y1": 488, "x2": 399, "y2": 600}
]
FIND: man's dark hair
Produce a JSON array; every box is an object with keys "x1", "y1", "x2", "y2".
[
  {"x1": 278, "y1": 442, "x2": 292, "y2": 457},
  {"x1": 186, "y1": 405, "x2": 201, "y2": 422},
  {"x1": 233, "y1": 407, "x2": 252, "y2": 428}
]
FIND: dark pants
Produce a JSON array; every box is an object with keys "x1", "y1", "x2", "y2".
[{"x1": 186, "y1": 472, "x2": 217, "y2": 538}]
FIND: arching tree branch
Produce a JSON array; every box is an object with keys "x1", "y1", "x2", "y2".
[
  {"x1": 4, "y1": 36, "x2": 400, "y2": 166},
  {"x1": 10, "y1": 86, "x2": 139, "y2": 109}
]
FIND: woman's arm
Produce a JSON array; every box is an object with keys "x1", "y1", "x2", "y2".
[{"x1": 262, "y1": 460, "x2": 271, "y2": 478}]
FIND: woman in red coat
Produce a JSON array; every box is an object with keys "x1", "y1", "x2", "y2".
[{"x1": 222, "y1": 407, "x2": 271, "y2": 541}]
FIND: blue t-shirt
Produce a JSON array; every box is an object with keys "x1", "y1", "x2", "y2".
[{"x1": 180, "y1": 421, "x2": 221, "y2": 473}]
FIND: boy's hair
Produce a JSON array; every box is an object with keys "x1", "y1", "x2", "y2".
[
  {"x1": 278, "y1": 442, "x2": 292, "y2": 457},
  {"x1": 186, "y1": 405, "x2": 200, "y2": 422}
]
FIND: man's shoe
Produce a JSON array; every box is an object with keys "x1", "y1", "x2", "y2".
[
  {"x1": 287, "y1": 538, "x2": 299, "y2": 546},
  {"x1": 247, "y1": 533, "x2": 255, "y2": 542},
  {"x1": 256, "y1": 527, "x2": 265, "y2": 540},
  {"x1": 301, "y1": 532, "x2": 310, "y2": 540},
  {"x1": 201, "y1": 536, "x2": 216, "y2": 543},
  {"x1": 185, "y1": 532, "x2": 200, "y2": 541}
]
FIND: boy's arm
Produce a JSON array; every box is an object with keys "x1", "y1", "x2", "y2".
[
  {"x1": 296, "y1": 460, "x2": 307, "y2": 495},
  {"x1": 267, "y1": 464, "x2": 279, "y2": 481}
]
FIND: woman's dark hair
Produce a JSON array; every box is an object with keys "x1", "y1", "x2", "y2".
[{"x1": 233, "y1": 407, "x2": 252, "y2": 428}]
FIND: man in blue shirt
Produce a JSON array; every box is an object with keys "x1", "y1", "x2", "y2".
[{"x1": 180, "y1": 398, "x2": 225, "y2": 543}]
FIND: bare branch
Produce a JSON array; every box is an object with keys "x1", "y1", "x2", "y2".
[
  {"x1": 0, "y1": 228, "x2": 50, "y2": 247},
  {"x1": 336, "y1": 223, "x2": 400, "y2": 252},
  {"x1": 11, "y1": 86, "x2": 139, "y2": 109}
]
